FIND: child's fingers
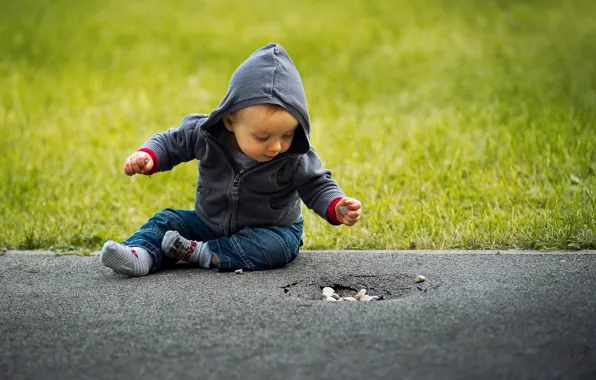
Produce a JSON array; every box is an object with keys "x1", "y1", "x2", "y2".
[
  {"x1": 346, "y1": 210, "x2": 360, "y2": 218},
  {"x1": 336, "y1": 198, "x2": 362, "y2": 221},
  {"x1": 142, "y1": 157, "x2": 153, "y2": 173},
  {"x1": 347, "y1": 199, "x2": 361, "y2": 211},
  {"x1": 122, "y1": 152, "x2": 153, "y2": 175},
  {"x1": 123, "y1": 156, "x2": 135, "y2": 176},
  {"x1": 134, "y1": 154, "x2": 148, "y2": 173},
  {"x1": 342, "y1": 216, "x2": 358, "y2": 226},
  {"x1": 131, "y1": 155, "x2": 142, "y2": 174},
  {"x1": 348, "y1": 213, "x2": 360, "y2": 222},
  {"x1": 336, "y1": 198, "x2": 348, "y2": 216}
]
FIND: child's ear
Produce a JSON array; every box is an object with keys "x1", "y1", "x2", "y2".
[{"x1": 223, "y1": 114, "x2": 234, "y2": 132}]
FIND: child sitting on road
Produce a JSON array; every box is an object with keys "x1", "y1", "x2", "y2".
[{"x1": 100, "y1": 43, "x2": 362, "y2": 276}]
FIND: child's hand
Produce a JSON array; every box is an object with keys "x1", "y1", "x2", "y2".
[
  {"x1": 123, "y1": 151, "x2": 153, "y2": 176},
  {"x1": 335, "y1": 197, "x2": 362, "y2": 226}
]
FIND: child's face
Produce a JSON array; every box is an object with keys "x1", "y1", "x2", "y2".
[{"x1": 224, "y1": 105, "x2": 299, "y2": 162}]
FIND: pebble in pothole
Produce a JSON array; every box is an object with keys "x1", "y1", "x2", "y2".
[{"x1": 321, "y1": 287, "x2": 382, "y2": 302}]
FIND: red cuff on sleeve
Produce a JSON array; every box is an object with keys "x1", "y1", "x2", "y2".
[
  {"x1": 137, "y1": 148, "x2": 158, "y2": 175},
  {"x1": 326, "y1": 197, "x2": 343, "y2": 226}
]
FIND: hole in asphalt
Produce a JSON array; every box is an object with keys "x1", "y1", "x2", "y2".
[{"x1": 281, "y1": 273, "x2": 440, "y2": 301}]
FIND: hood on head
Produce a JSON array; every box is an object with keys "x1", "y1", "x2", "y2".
[{"x1": 201, "y1": 43, "x2": 311, "y2": 154}]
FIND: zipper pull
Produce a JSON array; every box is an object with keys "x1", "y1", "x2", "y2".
[
  {"x1": 233, "y1": 170, "x2": 245, "y2": 187},
  {"x1": 231, "y1": 170, "x2": 244, "y2": 201}
]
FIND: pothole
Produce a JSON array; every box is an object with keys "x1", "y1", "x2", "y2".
[{"x1": 281, "y1": 274, "x2": 441, "y2": 301}]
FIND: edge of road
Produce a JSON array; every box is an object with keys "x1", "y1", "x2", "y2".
[{"x1": 2, "y1": 249, "x2": 595, "y2": 256}]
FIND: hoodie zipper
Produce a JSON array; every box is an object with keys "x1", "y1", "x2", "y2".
[
  {"x1": 204, "y1": 133, "x2": 293, "y2": 236},
  {"x1": 227, "y1": 154, "x2": 294, "y2": 234},
  {"x1": 204, "y1": 134, "x2": 238, "y2": 236},
  {"x1": 228, "y1": 169, "x2": 244, "y2": 234}
]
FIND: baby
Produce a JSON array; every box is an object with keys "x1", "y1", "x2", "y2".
[{"x1": 100, "y1": 43, "x2": 362, "y2": 276}]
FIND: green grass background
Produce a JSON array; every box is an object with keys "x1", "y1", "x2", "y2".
[{"x1": 1, "y1": 0, "x2": 595, "y2": 251}]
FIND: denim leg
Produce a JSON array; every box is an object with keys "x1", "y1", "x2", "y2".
[
  {"x1": 206, "y1": 217, "x2": 304, "y2": 272},
  {"x1": 122, "y1": 208, "x2": 217, "y2": 272}
]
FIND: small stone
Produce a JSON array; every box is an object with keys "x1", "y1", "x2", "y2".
[
  {"x1": 331, "y1": 293, "x2": 340, "y2": 300},
  {"x1": 343, "y1": 296, "x2": 358, "y2": 302},
  {"x1": 235, "y1": 269, "x2": 243, "y2": 274},
  {"x1": 359, "y1": 295, "x2": 373, "y2": 301},
  {"x1": 415, "y1": 275, "x2": 425, "y2": 283},
  {"x1": 355, "y1": 288, "x2": 367, "y2": 300},
  {"x1": 322, "y1": 287, "x2": 335, "y2": 297},
  {"x1": 340, "y1": 205, "x2": 348, "y2": 216},
  {"x1": 325, "y1": 296, "x2": 337, "y2": 301}
]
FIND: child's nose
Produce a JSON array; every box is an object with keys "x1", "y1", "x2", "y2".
[{"x1": 269, "y1": 140, "x2": 281, "y2": 153}]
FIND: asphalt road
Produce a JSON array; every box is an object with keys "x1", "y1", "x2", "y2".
[{"x1": 1, "y1": 250, "x2": 595, "y2": 380}]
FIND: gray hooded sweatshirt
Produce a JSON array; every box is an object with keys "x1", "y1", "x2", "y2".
[{"x1": 141, "y1": 43, "x2": 345, "y2": 237}]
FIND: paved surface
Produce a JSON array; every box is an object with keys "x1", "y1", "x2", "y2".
[{"x1": 1, "y1": 250, "x2": 595, "y2": 380}]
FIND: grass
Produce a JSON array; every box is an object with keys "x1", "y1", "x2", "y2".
[{"x1": 0, "y1": 0, "x2": 595, "y2": 251}]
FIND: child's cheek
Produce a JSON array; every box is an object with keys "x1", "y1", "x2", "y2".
[
  {"x1": 246, "y1": 144, "x2": 260, "y2": 156},
  {"x1": 282, "y1": 141, "x2": 292, "y2": 153}
]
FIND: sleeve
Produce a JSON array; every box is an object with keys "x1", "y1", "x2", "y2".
[
  {"x1": 139, "y1": 113, "x2": 208, "y2": 173},
  {"x1": 326, "y1": 196, "x2": 343, "y2": 225},
  {"x1": 294, "y1": 148, "x2": 346, "y2": 224}
]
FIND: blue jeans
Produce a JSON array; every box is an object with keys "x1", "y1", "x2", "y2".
[{"x1": 122, "y1": 208, "x2": 303, "y2": 272}]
